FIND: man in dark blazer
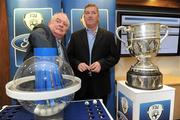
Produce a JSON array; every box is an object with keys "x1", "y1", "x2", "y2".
[
  {"x1": 67, "y1": 3, "x2": 120, "y2": 105},
  {"x1": 24, "y1": 12, "x2": 69, "y2": 62}
]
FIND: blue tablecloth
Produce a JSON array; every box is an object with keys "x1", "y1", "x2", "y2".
[{"x1": 0, "y1": 100, "x2": 113, "y2": 120}]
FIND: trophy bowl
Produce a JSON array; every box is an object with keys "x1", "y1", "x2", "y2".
[{"x1": 116, "y1": 23, "x2": 168, "y2": 90}]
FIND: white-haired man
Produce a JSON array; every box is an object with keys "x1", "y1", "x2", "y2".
[{"x1": 24, "y1": 12, "x2": 70, "y2": 61}]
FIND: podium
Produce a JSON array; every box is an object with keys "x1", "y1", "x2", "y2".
[{"x1": 116, "y1": 81, "x2": 175, "y2": 120}]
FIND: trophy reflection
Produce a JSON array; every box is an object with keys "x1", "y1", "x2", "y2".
[{"x1": 116, "y1": 23, "x2": 168, "y2": 90}]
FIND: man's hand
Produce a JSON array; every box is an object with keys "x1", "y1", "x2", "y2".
[
  {"x1": 90, "y1": 61, "x2": 101, "y2": 73},
  {"x1": 78, "y1": 63, "x2": 90, "y2": 72}
]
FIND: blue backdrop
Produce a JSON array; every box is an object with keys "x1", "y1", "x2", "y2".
[{"x1": 6, "y1": 0, "x2": 62, "y2": 80}]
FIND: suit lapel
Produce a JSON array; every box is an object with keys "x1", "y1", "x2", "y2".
[
  {"x1": 81, "y1": 29, "x2": 89, "y2": 49},
  {"x1": 92, "y1": 28, "x2": 103, "y2": 53},
  {"x1": 80, "y1": 29, "x2": 90, "y2": 58}
]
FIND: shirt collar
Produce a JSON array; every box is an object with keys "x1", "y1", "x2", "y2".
[{"x1": 86, "y1": 26, "x2": 98, "y2": 34}]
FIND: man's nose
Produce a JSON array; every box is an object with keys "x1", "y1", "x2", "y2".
[
  {"x1": 58, "y1": 22, "x2": 64, "y2": 28},
  {"x1": 87, "y1": 14, "x2": 93, "y2": 18}
]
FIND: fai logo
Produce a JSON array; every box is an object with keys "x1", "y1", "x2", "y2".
[
  {"x1": 147, "y1": 104, "x2": 163, "y2": 120},
  {"x1": 24, "y1": 12, "x2": 43, "y2": 31},
  {"x1": 121, "y1": 97, "x2": 129, "y2": 114}
]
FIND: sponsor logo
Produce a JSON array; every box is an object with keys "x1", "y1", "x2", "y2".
[{"x1": 11, "y1": 33, "x2": 30, "y2": 52}]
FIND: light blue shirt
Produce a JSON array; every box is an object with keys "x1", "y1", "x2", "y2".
[{"x1": 86, "y1": 27, "x2": 98, "y2": 65}]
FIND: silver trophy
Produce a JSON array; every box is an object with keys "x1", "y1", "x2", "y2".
[{"x1": 116, "y1": 23, "x2": 168, "y2": 90}]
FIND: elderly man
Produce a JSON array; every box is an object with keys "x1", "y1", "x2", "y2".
[{"x1": 24, "y1": 12, "x2": 70, "y2": 61}]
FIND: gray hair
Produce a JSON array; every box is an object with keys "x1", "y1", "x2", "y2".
[{"x1": 51, "y1": 12, "x2": 70, "y2": 28}]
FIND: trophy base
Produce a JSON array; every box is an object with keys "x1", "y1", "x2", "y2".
[{"x1": 126, "y1": 71, "x2": 163, "y2": 90}]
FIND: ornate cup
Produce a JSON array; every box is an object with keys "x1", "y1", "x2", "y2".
[{"x1": 116, "y1": 23, "x2": 168, "y2": 89}]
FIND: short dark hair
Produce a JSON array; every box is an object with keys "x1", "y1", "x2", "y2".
[{"x1": 84, "y1": 3, "x2": 99, "y2": 13}]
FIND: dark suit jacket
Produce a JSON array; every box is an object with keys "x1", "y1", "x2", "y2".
[
  {"x1": 24, "y1": 24, "x2": 57, "y2": 61},
  {"x1": 67, "y1": 27, "x2": 120, "y2": 97},
  {"x1": 24, "y1": 24, "x2": 68, "y2": 62}
]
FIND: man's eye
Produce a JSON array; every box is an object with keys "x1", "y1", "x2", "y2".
[
  {"x1": 92, "y1": 12, "x2": 96, "y2": 14},
  {"x1": 56, "y1": 18, "x2": 61, "y2": 23},
  {"x1": 85, "y1": 12, "x2": 90, "y2": 15},
  {"x1": 63, "y1": 23, "x2": 68, "y2": 27}
]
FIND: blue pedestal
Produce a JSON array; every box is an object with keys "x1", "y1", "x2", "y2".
[{"x1": 116, "y1": 81, "x2": 175, "y2": 120}]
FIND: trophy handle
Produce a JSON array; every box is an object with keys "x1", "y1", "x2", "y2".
[
  {"x1": 116, "y1": 26, "x2": 128, "y2": 47},
  {"x1": 160, "y1": 25, "x2": 168, "y2": 43}
]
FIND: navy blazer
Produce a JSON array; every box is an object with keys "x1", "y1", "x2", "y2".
[
  {"x1": 67, "y1": 27, "x2": 120, "y2": 96},
  {"x1": 24, "y1": 24, "x2": 68, "y2": 62},
  {"x1": 24, "y1": 24, "x2": 57, "y2": 61}
]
